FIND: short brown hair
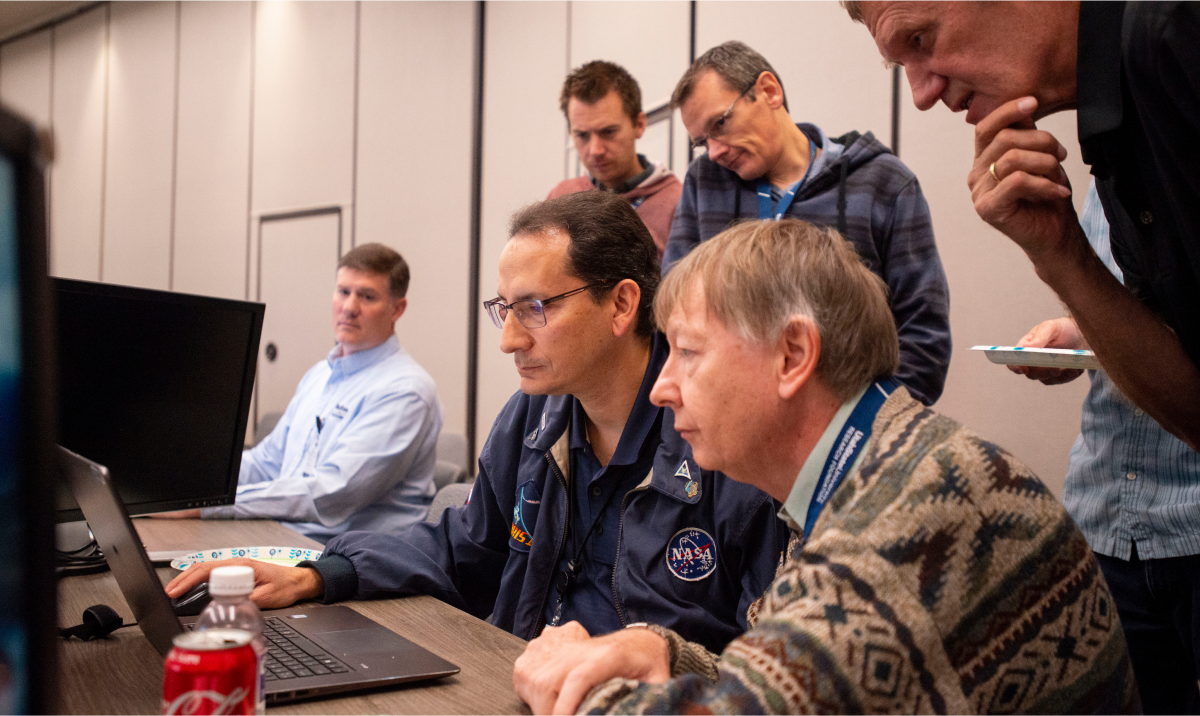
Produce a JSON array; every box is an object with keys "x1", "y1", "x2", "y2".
[
  {"x1": 338, "y1": 243, "x2": 410, "y2": 299},
  {"x1": 559, "y1": 60, "x2": 642, "y2": 125},
  {"x1": 655, "y1": 219, "x2": 898, "y2": 400},
  {"x1": 508, "y1": 192, "x2": 659, "y2": 338},
  {"x1": 671, "y1": 41, "x2": 788, "y2": 112}
]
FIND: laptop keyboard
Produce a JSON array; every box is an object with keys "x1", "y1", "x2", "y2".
[{"x1": 262, "y1": 617, "x2": 351, "y2": 681}]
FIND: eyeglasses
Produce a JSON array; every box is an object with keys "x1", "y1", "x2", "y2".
[
  {"x1": 688, "y1": 81, "x2": 756, "y2": 151},
  {"x1": 483, "y1": 281, "x2": 614, "y2": 330}
]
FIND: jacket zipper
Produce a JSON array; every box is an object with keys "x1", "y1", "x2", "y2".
[
  {"x1": 532, "y1": 451, "x2": 570, "y2": 638},
  {"x1": 610, "y1": 480, "x2": 653, "y2": 627}
]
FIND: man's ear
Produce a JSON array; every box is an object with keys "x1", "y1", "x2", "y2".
[
  {"x1": 757, "y1": 71, "x2": 786, "y2": 111},
  {"x1": 634, "y1": 111, "x2": 647, "y2": 139},
  {"x1": 777, "y1": 315, "x2": 820, "y2": 399},
  {"x1": 610, "y1": 279, "x2": 642, "y2": 337},
  {"x1": 391, "y1": 296, "x2": 408, "y2": 322}
]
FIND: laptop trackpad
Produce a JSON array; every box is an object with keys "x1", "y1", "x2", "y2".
[{"x1": 317, "y1": 628, "x2": 412, "y2": 656}]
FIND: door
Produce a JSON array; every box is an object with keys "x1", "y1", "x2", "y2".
[{"x1": 255, "y1": 208, "x2": 342, "y2": 428}]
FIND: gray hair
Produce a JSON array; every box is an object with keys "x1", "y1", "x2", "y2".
[
  {"x1": 671, "y1": 41, "x2": 788, "y2": 112},
  {"x1": 654, "y1": 219, "x2": 899, "y2": 400},
  {"x1": 841, "y1": 1, "x2": 866, "y2": 24}
]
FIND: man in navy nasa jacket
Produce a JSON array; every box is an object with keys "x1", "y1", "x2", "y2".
[{"x1": 167, "y1": 192, "x2": 787, "y2": 654}]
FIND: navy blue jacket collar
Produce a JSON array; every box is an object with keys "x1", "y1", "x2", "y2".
[{"x1": 523, "y1": 333, "x2": 667, "y2": 460}]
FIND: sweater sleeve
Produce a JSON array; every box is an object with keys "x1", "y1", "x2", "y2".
[{"x1": 878, "y1": 178, "x2": 951, "y2": 405}]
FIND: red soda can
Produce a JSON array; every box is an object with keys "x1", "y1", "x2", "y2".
[{"x1": 162, "y1": 629, "x2": 259, "y2": 715}]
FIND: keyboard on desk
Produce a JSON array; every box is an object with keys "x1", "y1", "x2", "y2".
[{"x1": 262, "y1": 617, "x2": 351, "y2": 682}]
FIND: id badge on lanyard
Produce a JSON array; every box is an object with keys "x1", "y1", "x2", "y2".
[
  {"x1": 802, "y1": 379, "x2": 897, "y2": 538},
  {"x1": 757, "y1": 134, "x2": 816, "y2": 221}
]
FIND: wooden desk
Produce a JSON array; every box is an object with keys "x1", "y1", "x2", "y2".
[{"x1": 57, "y1": 519, "x2": 530, "y2": 714}]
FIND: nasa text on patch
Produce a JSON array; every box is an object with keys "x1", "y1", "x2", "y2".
[{"x1": 665, "y1": 527, "x2": 717, "y2": 581}]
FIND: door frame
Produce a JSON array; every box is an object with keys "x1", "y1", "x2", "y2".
[{"x1": 252, "y1": 205, "x2": 345, "y2": 429}]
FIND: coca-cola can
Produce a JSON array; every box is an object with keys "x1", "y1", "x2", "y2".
[{"x1": 162, "y1": 629, "x2": 260, "y2": 715}]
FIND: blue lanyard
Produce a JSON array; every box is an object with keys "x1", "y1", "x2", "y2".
[
  {"x1": 802, "y1": 379, "x2": 897, "y2": 538},
  {"x1": 757, "y1": 134, "x2": 816, "y2": 221}
]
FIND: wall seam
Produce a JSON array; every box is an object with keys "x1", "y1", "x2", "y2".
[
  {"x1": 97, "y1": 2, "x2": 110, "y2": 281},
  {"x1": 245, "y1": 1, "x2": 256, "y2": 302},
  {"x1": 465, "y1": 0, "x2": 485, "y2": 473},
  {"x1": 562, "y1": 0, "x2": 570, "y2": 181},
  {"x1": 48, "y1": 26, "x2": 55, "y2": 255},
  {"x1": 350, "y1": 0, "x2": 360, "y2": 250},
  {"x1": 168, "y1": 1, "x2": 181, "y2": 290}
]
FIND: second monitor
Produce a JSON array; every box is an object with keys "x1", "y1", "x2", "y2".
[{"x1": 54, "y1": 278, "x2": 264, "y2": 521}]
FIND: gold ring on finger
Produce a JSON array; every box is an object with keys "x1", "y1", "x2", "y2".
[{"x1": 989, "y1": 162, "x2": 1000, "y2": 183}]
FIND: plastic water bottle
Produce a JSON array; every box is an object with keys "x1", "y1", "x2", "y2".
[{"x1": 194, "y1": 566, "x2": 266, "y2": 714}]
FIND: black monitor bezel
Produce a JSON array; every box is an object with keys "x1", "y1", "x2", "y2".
[
  {"x1": 52, "y1": 278, "x2": 264, "y2": 521},
  {"x1": 1, "y1": 104, "x2": 58, "y2": 714}
]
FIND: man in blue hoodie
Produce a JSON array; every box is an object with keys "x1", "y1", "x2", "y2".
[
  {"x1": 667, "y1": 41, "x2": 951, "y2": 406},
  {"x1": 167, "y1": 192, "x2": 788, "y2": 655}
]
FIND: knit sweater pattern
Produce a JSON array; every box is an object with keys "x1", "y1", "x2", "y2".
[{"x1": 581, "y1": 388, "x2": 1140, "y2": 714}]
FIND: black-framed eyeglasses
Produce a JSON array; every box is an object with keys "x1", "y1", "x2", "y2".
[
  {"x1": 688, "y1": 81, "x2": 756, "y2": 151},
  {"x1": 483, "y1": 281, "x2": 614, "y2": 330}
]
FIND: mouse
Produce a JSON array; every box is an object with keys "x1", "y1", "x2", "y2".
[{"x1": 171, "y1": 582, "x2": 211, "y2": 617}]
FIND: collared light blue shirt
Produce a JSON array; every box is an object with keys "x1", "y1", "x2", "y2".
[
  {"x1": 779, "y1": 384, "x2": 869, "y2": 534},
  {"x1": 202, "y1": 334, "x2": 442, "y2": 543},
  {"x1": 1062, "y1": 182, "x2": 1200, "y2": 560}
]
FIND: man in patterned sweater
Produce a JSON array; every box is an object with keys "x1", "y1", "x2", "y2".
[{"x1": 513, "y1": 219, "x2": 1139, "y2": 715}]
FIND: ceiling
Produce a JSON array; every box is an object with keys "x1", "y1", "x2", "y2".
[{"x1": 0, "y1": 1, "x2": 93, "y2": 44}]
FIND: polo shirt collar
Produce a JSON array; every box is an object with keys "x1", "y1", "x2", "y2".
[
  {"x1": 566, "y1": 333, "x2": 667, "y2": 467},
  {"x1": 778, "y1": 383, "x2": 869, "y2": 534},
  {"x1": 1076, "y1": 1, "x2": 1126, "y2": 155},
  {"x1": 327, "y1": 334, "x2": 399, "y2": 378}
]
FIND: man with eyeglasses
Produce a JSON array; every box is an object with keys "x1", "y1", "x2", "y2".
[
  {"x1": 166, "y1": 191, "x2": 788, "y2": 657},
  {"x1": 666, "y1": 41, "x2": 951, "y2": 407},
  {"x1": 548, "y1": 60, "x2": 682, "y2": 259}
]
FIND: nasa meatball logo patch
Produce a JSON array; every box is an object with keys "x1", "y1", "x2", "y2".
[{"x1": 665, "y1": 527, "x2": 717, "y2": 581}]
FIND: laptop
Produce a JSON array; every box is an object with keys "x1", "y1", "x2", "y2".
[{"x1": 59, "y1": 446, "x2": 460, "y2": 704}]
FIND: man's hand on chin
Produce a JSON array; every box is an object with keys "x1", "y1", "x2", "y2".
[
  {"x1": 513, "y1": 622, "x2": 671, "y2": 715},
  {"x1": 968, "y1": 96, "x2": 1089, "y2": 278}
]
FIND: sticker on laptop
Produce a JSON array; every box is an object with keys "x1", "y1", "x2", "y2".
[{"x1": 170, "y1": 546, "x2": 323, "y2": 570}]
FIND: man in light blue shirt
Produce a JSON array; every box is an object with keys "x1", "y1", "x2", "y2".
[
  {"x1": 162, "y1": 243, "x2": 442, "y2": 543},
  {"x1": 1011, "y1": 181, "x2": 1200, "y2": 713}
]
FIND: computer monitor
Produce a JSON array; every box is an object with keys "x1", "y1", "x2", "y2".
[
  {"x1": 0, "y1": 106, "x2": 57, "y2": 713},
  {"x1": 53, "y1": 279, "x2": 264, "y2": 521}
]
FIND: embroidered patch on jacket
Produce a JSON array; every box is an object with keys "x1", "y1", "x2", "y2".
[
  {"x1": 510, "y1": 483, "x2": 537, "y2": 547},
  {"x1": 666, "y1": 527, "x2": 717, "y2": 581}
]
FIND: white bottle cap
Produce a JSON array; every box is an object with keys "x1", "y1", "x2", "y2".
[{"x1": 208, "y1": 565, "x2": 255, "y2": 596}]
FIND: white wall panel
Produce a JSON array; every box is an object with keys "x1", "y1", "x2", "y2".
[
  {"x1": 568, "y1": 1, "x2": 689, "y2": 109},
  {"x1": 49, "y1": 5, "x2": 107, "y2": 280},
  {"x1": 173, "y1": 1, "x2": 253, "y2": 300},
  {"x1": 102, "y1": 1, "x2": 176, "y2": 290},
  {"x1": 251, "y1": 1, "x2": 355, "y2": 215},
  {"x1": 356, "y1": 1, "x2": 474, "y2": 438},
  {"x1": 1, "y1": 29, "x2": 53, "y2": 128},
  {"x1": 696, "y1": 2, "x2": 893, "y2": 143},
  {"x1": 478, "y1": 1, "x2": 569, "y2": 447},
  {"x1": 897, "y1": 79, "x2": 1093, "y2": 496}
]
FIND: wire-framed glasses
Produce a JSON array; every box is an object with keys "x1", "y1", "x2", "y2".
[
  {"x1": 688, "y1": 81, "x2": 756, "y2": 151},
  {"x1": 483, "y1": 281, "x2": 614, "y2": 329}
]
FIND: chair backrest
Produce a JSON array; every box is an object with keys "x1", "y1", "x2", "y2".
[
  {"x1": 433, "y1": 459, "x2": 467, "y2": 491},
  {"x1": 426, "y1": 482, "x2": 473, "y2": 523},
  {"x1": 252, "y1": 412, "x2": 285, "y2": 447},
  {"x1": 436, "y1": 432, "x2": 468, "y2": 472}
]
